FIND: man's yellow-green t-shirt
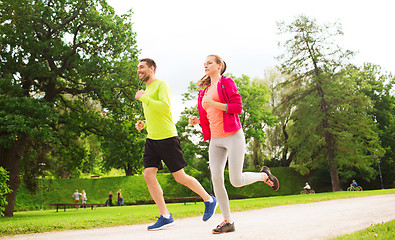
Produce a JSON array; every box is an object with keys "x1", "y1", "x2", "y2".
[{"x1": 139, "y1": 79, "x2": 178, "y2": 140}]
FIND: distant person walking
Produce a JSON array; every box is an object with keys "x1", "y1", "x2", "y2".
[
  {"x1": 72, "y1": 190, "x2": 80, "y2": 209},
  {"x1": 81, "y1": 190, "x2": 87, "y2": 209},
  {"x1": 81, "y1": 190, "x2": 87, "y2": 204},
  {"x1": 105, "y1": 191, "x2": 113, "y2": 207},
  {"x1": 117, "y1": 189, "x2": 124, "y2": 206},
  {"x1": 189, "y1": 54, "x2": 279, "y2": 234},
  {"x1": 134, "y1": 58, "x2": 217, "y2": 231}
]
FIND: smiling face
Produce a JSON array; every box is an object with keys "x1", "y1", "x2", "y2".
[{"x1": 137, "y1": 61, "x2": 153, "y2": 83}]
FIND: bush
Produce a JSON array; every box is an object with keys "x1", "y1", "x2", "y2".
[
  {"x1": 0, "y1": 167, "x2": 12, "y2": 216},
  {"x1": 14, "y1": 167, "x2": 306, "y2": 211}
]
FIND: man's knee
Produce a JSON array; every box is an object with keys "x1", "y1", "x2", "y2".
[
  {"x1": 172, "y1": 169, "x2": 189, "y2": 185},
  {"x1": 144, "y1": 168, "x2": 157, "y2": 182}
]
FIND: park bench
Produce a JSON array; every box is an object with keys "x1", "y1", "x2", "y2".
[
  {"x1": 49, "y1": 203, "x2": 105, "y2": 212},
  {"x1": 165, "y1": 196, "x2": 201, "y2": 205},
  {"x1": 131, "y1": 197, "x2": 201, "y2": 205}
]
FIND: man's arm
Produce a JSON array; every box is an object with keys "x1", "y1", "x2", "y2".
[{"x1": 139, "y1": 82, "x2": 171, "y2": 114}]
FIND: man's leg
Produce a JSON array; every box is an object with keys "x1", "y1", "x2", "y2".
[
  {"x1": 172, "y1": 169, "x2": 211, "y2": 202},
  {"x1": 144, "y1": 167, "x2": 169, "y2": 216},
  {"x1": 172, "y1": 168, "x2": 217, "y2": 222}
]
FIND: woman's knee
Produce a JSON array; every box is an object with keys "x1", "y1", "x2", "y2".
[
  {"x1": 229, "y1": 176, "x2": 243, "y2": 187},
  {"x1": 211, "y1": 174, "x2": 224, "y2": 185}
]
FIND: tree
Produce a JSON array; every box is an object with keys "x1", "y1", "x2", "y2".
[
  {"x1": 233, "y1": 74, "x2": 276, "y2": 168},
  {"x1": 100, "y1": 116, "x2": 145, "y2": 176},
  {"x1": 276, "y1": 15, "x2": 384, "y2": 191},
  {"x1": 263, "y1": 68, "x2": 296, "y2": 166},
  {"x1": 344, "y1": 63, "x2": 395, "y2": 187},
  {"x1": 0, "y1": 0, "x2": 140, "y2": 216}
]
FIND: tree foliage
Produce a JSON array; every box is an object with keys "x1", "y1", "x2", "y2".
[
  {"x1": 343, "y1": 63, "x2": 395, "y2": 187},
  {"x1": 262, "y1": 68, "x2": 296, "y2": 166},
  {"x1": 0, "y1": 167, "x2": 11, "y2": 216},
  {"x1": 0, "y1": 0, "x2": 141, "y2": 216},
  {"x1": 276, "y1": 15, "x2": 385, "y2": 191}
]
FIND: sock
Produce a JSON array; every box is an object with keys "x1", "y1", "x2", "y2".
[
  {"x1": 162, "y1": 214, "x2": 171, "y2": 219},
  {"x1": 205, "y1": 196, "x2": 213, "y2": 203}
]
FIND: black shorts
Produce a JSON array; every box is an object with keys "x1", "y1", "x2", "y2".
[{"x1": 143, "y1": 136, "x2": 187, "y2": 173}]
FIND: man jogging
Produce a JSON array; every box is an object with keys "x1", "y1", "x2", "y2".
[{"x1": 135, "y1": 58, "x2": 217, "y2": 231}]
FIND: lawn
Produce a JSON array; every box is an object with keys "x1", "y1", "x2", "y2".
[
  {"x1": 1, "y1": 189, "x2": 394, "y2": 236},
  {"x1": 328, "y1": 219, "x2": 395, "y2": 240}
]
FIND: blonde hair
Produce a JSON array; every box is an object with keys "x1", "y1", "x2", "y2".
[{"x1": 198, "y1": 55, "x2": 227, "y2": 89}]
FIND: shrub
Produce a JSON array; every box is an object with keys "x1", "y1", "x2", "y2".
[{"x1": 0, "y1": 167, "x2": 12, "y2": 216}]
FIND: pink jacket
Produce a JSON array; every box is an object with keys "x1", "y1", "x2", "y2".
[{"x1": 198, "y1": 75, "x2": 242, "y2": 141}]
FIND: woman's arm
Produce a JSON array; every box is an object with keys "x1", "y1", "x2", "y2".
[
  {"x1": 220, "y1": 77, "x2": 242, "y2": 114},
  {"x1": 203, "y1": 95, "x2": 227, "y2": 111}
]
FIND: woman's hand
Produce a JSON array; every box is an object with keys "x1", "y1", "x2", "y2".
[
  {"x1": 203, "y1": 95, "x2": 227, "y2": 112},
  {"x1": 203, "y1": 95, "x2": 214, "y2": 106},
  {"x1": 189, "y1": 116, "x2": 200, "y2": 125}
]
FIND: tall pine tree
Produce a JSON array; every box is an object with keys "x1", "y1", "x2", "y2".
[{"x1": 276, "y1": 15, "x2": 384, "y2": 191}]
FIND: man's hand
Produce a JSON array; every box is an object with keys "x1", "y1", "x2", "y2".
[
  {"x1": 135, "y1": 120, "x2": 145, "y2": 132},
  {"x1": 189, "y1": 116, "x2": 200, "y2": 125},
  {"x1": 135, "y1": 90, "x2": 146, "y2": 100}
]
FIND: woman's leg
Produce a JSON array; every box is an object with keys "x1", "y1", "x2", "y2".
[
  {"x1": 209, "y1": 138, "x2": 231, "y2": 220},
  {"x1": 226, "y1": 130, "x2": 266, "y2": 187}
]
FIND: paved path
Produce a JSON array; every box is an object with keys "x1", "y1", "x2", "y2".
[{"x1": 2, "y1": 194, "x2": 395, "y2": 240}]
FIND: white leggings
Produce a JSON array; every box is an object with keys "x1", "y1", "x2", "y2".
[{"x1": 209, "y1": 129, "x2": 265, "y2": 220}]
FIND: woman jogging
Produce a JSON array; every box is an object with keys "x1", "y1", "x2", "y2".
[{"x1": 189, "y1": 54, "x2": 279, "y2": 234}]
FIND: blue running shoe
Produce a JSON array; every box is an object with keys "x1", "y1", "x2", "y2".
[
  {"x1": 203, "y1": 195, "x2": 217, "y2": 222},
  {"x1": 147, "y1": 214, "x2": 175, "y2": 231}
]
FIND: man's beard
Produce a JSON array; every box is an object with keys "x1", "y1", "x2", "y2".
[{"x1": 139, "y1": 72, "x2": 150, "y2": 83}]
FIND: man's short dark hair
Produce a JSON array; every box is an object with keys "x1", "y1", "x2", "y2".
[{"x1": 140, "y1": 58, "x2": 157, "y2": 72}]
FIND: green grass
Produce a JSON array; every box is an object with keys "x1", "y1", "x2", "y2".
[
  {"x1": 1, "y1": 189, "x2": 394, "y2": 236},
  {"x1": 328, "y1": 219, "x2": 395, "y2": 240}
]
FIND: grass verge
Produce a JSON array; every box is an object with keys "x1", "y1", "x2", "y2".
[
  {"x1": 1, "y1": 189, "x2": 394, "y2": 236},
  {"x1": 328, "y1": 219, "x2": 395, "y2": 240}
]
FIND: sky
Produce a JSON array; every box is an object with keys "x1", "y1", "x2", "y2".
[{"x1": 107, "y1": 0, "x2": 395, "y2": 121}]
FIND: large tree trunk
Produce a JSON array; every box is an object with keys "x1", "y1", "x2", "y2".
[
  {"x1": 0, "y1": 137, "x2": 26, "y2": 217},
  {"x1": 251, "y1": 138, "x2": 262, "y2": 169},
  {"x1": 124, "y1": 163, "x2": 133, "y2": 176},
  {"x1": 59, "y1": 165, "x2": 71, "y2": 179},
  {"x1": 323, "y1": 128, "x2": 342, "y2": 191},
  {"x1": 281, "y1": 123, "x2": 289, "y2": 166},
  {"x1": 317, "y1": 85, "x2": 342, "y2": 191},
  {"x1": 283, "y1": 150, "x2": 296, "y2": 167},
  {"x1": 281, "y1": 122, "x2": 295, "y2": 167}
]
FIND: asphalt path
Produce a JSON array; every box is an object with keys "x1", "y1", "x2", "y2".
[{"x1": 2, "y1": 194, "x2": 395, "y2": 240}]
